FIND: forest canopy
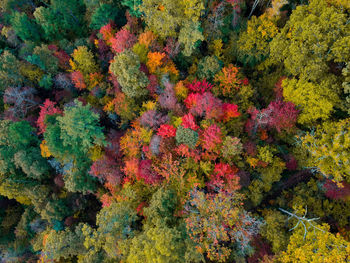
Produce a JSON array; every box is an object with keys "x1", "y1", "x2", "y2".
[{"x1": 0, "y1": 0, "x2": 349, "y2": 262}]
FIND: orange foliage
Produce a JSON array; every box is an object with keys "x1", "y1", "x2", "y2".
[
  {"x1": 162, "y1": 60, "x2": 179, "y2": 76},
  {"x1": 146, "y1": 52, "x2": 166, "y2": 74},
  {"x1": 214, "y1": 64, "x2": 248, "y2": 96},
  {"x1": 71, "y1": 71, "x2": 86, "y2": 90},
  {"x1": 138, "y1": 31, "x2": 157, "y2": 48},
  {"x1": 88, "y1": 72, "x2": 104, "y2": 90},
  {"x1": 174, "y1": 81, "x2": 188, "y2": 99},
  {"x1": 120, "y1": 122, "x2": 143, "y2": 158},
  {"x1": 123, "y1": 158, "x2": 139, "y2": 180},
  {"x1": 40, "y1": 140, "x2": 52, "y2": 158},
  {"x1": 260, "y1": 129, "x2": 268, "y2": 140},
  {"x1": 100, "y1": 23, "x2": 116, "y2": 45}
]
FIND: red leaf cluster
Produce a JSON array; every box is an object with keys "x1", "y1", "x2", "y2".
[
  {"x1": 37, "y1": 99, "x2": 62, "y2": 134},
  {"x1": 182, "y1": 113, "x2": 199, "y2": 130},
  {"x1": 110, "y1": 29, "x2": 137, "y2": 53},
  {"x1": 207, "y1": 163, "x2": 240, "y2": 192},
  {"x1": 157, "y1": 124, "x2": 177, "y2": 138},
  {"x1": 187, "y1": 79, "x2": 213, "y2": 94}
]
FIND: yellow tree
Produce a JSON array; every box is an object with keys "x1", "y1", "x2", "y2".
[
  {"x1": 279, "y1": 207, "x2": 350, "y2": 262},
  {"x1": 300, "y1": 118, "x2": 350, "y2": 184}
]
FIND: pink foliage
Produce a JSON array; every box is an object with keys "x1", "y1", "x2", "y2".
[
  {"x1": 207, "y1": 163, "x2": 240, "y2": 192},
  {"x1": 245, "y1": 100, "x2": 298, "y2": 136},
  {"x1": 158, "y1": 83, "x2": 178, "y2": 110},
  {"x1": 184, "y1": 93, "x2": 199, "y2": 109},
  {"x1": 37, "y1": 99, "x2": 62, "y2": 134},
  {"x1": 266, "y1": 100, "x2": 299, "y2": 133},
  {"x1": 201, "y1": 124, "x2": 222, "y2": 152},
  {"x1": 110, "y1": 29, "x2": 137, "y2": 53},
  {"x1": 164, "y1": 37, "x2": 181, "y2": 58},
  {"x1": 146, "y1": 75, "x2": 158, "y2": 96},
  {"x1": 157, "y1": 124, "x2": 177, "y2": 138},
  {"x1": 323, "y1": 179, "x2": 350, "y2": 201},
  {"x1": 100, "y1": 193, "x2": 113, "y2": 208},
  {"x1": 138, "y1": 159, "x2": 162, "y2": 185},
  {"x1": 90, "y1": 155, "x2": 123, "y2": 186},
  {"x1": 100, "y1": 23, "x2": 115, "y2": 45},
  {"x1": 185, "y1": 92, "x2": 223, "y2": 119},
  {"x1": 140, "y1": 110, "x2": 169, "y2": 130},
  {"x1": 182, "y1": 113, "x2": 199, "y2": 130},
  {"x1": 187, "y1": 79, "x2": 213, "y2": 94}
]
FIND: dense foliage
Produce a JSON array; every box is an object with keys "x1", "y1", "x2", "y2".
[{"x1": 0, "y1": 0, "x2": 349, "y2": 262}]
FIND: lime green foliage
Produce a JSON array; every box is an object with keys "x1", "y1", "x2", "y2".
[
  {"x1": 221, "y1": 136, "x2": 243, "y2": 164},
  {"x1": 280, "y1": 222, "x2": 350, "y2": 262},
  {"x1": 127, "y1": 223, "x2": 201, "y2": 263},
  {"x1": 261, "y1": 210, "x2": 290, "y2": 253},
  {"x1": 249, "y1": 155, "x2": 285, "y2": 206},
  {"x1": 140, "y1": 0, "x2": 204, "y2": 39},
  {"x1": 196, "y1": 56, "x2": 222, "y2": 81},
  {"x1": 109, "y1": 50, "x2": 149, "y2": 98},
  {"x1": 342, "y1": 63, "x2": 350, "y2": 113},
  {"x1": 176, "y1": 126, "x2": 199, "y2": 149},
  {"x1": 0, "y1": 51, "x2": 25, "y2": 90},
  {"x1": 41, "y1": 224, "x2": 86, "y2": 261},
  {"x1": 132, "y1": 43, "x2": 148, "y2": 63},
  {"x1": 70, "y1": 46, "x2": 99, "y2": 77},
  {"x1": 270, "y1": 0, "x2": 349, "y2": 81},
  {"x1": 127, "y1": 188, "x2": 202, "y2": 263},
  {"x1": 91, "y1": 201, "x2": 139, "y2": 260},
  {"x1": 268, "y1": 0, "x2": 349, "y2": 123},
  {"x1": 237, "y1": 14, "x2": 278, "y2": 67},
  {"x1": 257, "y1": 145, "x2": 276, "y2": 164},
  {"x1": 178, "y1": 21, "x2": 204, "y2": 57},
  {"x1": 282, "y1": 78, "x2": 340, "y2": 124},
  {"x1": 301, "y1": 119, "x2": 350, "y2": 183}
]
